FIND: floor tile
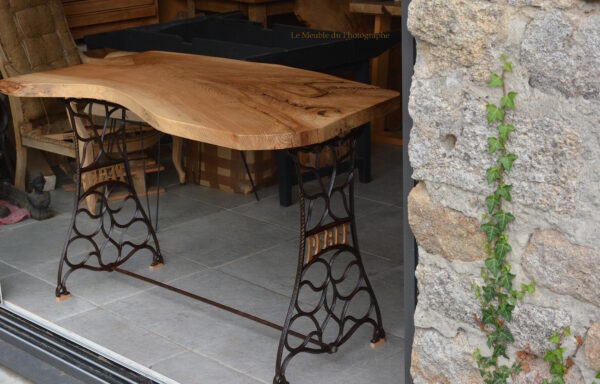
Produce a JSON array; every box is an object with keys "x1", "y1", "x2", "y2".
[
  {"x1": 136, "y1": 187, "x2": 223, "y2": 232},
  {"x1": 0, "y1": 262, "x2": 20, "y2": 280},
  {"x1": 371, "y1": 267, "x2": 404, "y2": 338},
  {"x1": 0, "y1": 273, "x2": 96, "y2": 322},
  {"x1": 151, "y1": 351, "x2": 262, "y2": 384},
  {"x1": 0, "y1": 215, "x2": 74, "y2": 271},
  {"x1": 157, "y1": 210, "x2": 295, "y2": 268},
  {"x1": 219, "y1": 241, "x2": 398, "y2": 299},
  {"x1": 58, "y1": 308, "x2": 185, "y2": 366},
  {"x1": 172, "y1": 183, "x2": 279, "y2": 210},
  {"x1": 24, "y1": 258, "x2": 152, "y2": 306},
  {"x1": 355, "y1": 206, "x2": 403, "y2": 264},
  {"x1": 170, "y1": 270, "x2": 291, "y2": 325},
  {"x1": 120, "y1": 250, "x2": 206, "y2": 284},
  {"x1": 232, "y1": 191, "x2": 390, "y2": 231}
]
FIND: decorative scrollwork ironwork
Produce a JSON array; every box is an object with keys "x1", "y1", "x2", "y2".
[
  {"x1": 56, "y1": 99, "x2": 162, "y2": 299},
  {"x1": 273, "y1": 128, "x2": 385, "y2": 384}
]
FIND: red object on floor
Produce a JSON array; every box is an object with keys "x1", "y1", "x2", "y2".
[{"x1": 0, "y1": 200, "x2": 29, "y2": 225}]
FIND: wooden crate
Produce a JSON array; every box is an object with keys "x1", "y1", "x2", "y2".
[{"x1": 184, "y1": 140, "x2": 276, "y2": 194}]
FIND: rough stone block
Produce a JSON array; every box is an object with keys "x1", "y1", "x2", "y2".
[
  {"x1": 408, "y1": 182, "x2": 486, "y2": 261},
  {"x1": 585, "y1": 323, "x2": 600, "y2": 370},
  {"x1": 411, "y1": 328, "x2": 481, "y2": 384},
  {"x1": 407, "y1": 0, "x2": 503, "y2": 81},
  {"x1": 522, "y1": 230, "x2": 600, "y2": 307},
  {"x1": 521, "y1": 11, "x2": 600, "y2": 100}
]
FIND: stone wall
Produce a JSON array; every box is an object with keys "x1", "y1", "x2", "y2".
[{"x1": 406, "y1": 0, "x2": 600, "y2": 383}]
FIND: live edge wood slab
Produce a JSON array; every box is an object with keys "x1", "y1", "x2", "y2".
[{"x1": 0, "y1": 51, "x2": 400, "y2": 151}]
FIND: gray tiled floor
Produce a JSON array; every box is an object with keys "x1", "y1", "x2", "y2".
[{"x1": 0, "y1": 143, "x2": 403, "y2": 384}]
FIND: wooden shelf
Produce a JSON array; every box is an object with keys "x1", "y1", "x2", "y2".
[{"x1": 62, "y1": 0, "x2": 159, "y2": 40}]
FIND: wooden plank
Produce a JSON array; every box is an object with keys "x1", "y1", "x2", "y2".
[
  {"x1": 70, "y1": 17, "x2": 158, "y2": 40},
  {"x1": 248, "y1": 4, "x2": 267, "y2": 26},
  {"x1": 0, "y1": 52, "x2": 400, "y2": 151},
  {"x1": 349, "y1": 1, "x2": 384, "y2": 15},
  {"x1": 295, "y1": 0, "x2": 372, "y2": 33},
  {"x1": 26, "y1": 149, "x2": 57, "y2": 191},
  {"x1": 65, "y1": 5, "x2": 157, "y2": 28},
  {"x1": 265, "y1": 1, "x2": 295, "y2": 16},
  {"x1": 63, "y1": 0, "x2": 155, "y2": 17},
  {"x1": 195, "y1": 0, "x2": 243, "y2": 13},
  {"x1": 21, "y1": 135, "x2": 76, "y2": 158},
  {"x1": 384, "y1": 3, "x2": 402, "y2": 16},
  {"x1": 350, "y1": 1, "x2": 402, "y2": 16}
]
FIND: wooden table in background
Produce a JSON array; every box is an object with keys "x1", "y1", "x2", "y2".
[
  {"x1": 194, "y1": 0, "x2": 294, "y2": 26},
  {"x1": 350, "y1": 0, "x2": 402, "y2": 146},
  {"x1": 0, "y1": 51, "x2": 399, "y2": 384}
]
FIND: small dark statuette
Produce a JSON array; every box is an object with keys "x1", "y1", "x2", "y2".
[{"x1": 0, "y1": 174, "x2": 52, "y2": 220}]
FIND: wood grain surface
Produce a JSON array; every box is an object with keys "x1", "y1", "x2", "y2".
[{"x1": 0, "y1": 51, "x2": 400, "y2": 150}]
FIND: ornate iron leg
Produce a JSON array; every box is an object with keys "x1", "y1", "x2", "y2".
[
  {"x1": 273, "y1": 129, "x2": 385, "y2": 384},
  {"x1": 56, "y1": 99, "x2": 163, "y2": 300}
]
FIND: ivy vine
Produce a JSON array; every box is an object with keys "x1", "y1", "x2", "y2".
[
  {"x1": 542, "y1": 328, "x2": 600, "y2": 384},
  {"x1": 472, "y1": 56, "x2": 535, "y2": 384}
]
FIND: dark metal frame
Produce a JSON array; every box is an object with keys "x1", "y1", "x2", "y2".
[
  {"x1": 56, "y1": 99, "x2": 163, "y2": 299},
  {"x1": 274, "y1": 128, "x2": 384, "y2": 384},
  {"x1": 401, "y1": 1, "x2": 418, "y2": 383}
]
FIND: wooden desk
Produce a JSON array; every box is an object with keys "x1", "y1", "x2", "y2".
[
  {"x1": 195, "y1": 0, "x2": 295, "y2": 26},
  {"x1": 350, "y1": 1, "x2": 402, "y2": 146},
  {"x1": 0, "y1": 51, "x2": 398, "y2": 384}
]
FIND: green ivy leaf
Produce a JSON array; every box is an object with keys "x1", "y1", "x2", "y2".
[
  {"x1": 487, "y1": 167, "x2": 501, "y2": 184},
  {"x1": 549, "y1": 332, "x2": 561, "y2": 345},
  {"x1": 483, "y1": 284, "x2": 497, "y2": 302},
  {"x1": 486, "y1": 257, "x2": 502, "y2": 277},
  {"x1": 494, "y1": 238, "x2": 512, "y2": 259},
  {"x1": 493, "y1": 211, "x2": 515, "y2": 232},
  {"x1": 499, "y1": 153, "x2": 517, "y2": 172},
  {"x1": 501, "y1": 91, "x2": 517, "y2": 110},
  {"x1": 549, "y1": 361, "x2": 565, "y2": 376},
  {"x1": 496, "y1": 184, "x2": 513, "y2": 202},
  {"x1": 503, "y1": 61, "x2": 513, "y2": 73},
  {"x1": 492, "y1": 327, "x2": 514, "y2": 344},
  {"x1": 551, "y1": 377, "x2": 565, "y2": 384},
  {"x1": 596, "y1": 371, "x2": 600, "y2": 379},
  {"x1": 493, "y1": 343, "x2": 508, "y2": 359},
  {"x1": 563, "y1": 326, "x2": 571, "y2": 337},
  {"x1": 483, "y1": 306, "x2": 497, "y2": 325},
  {"x1": 482, "y1": 222, "x2": 500, "y2": 242},
  {"x1": 486, "y1": 195, "x2": 500, "y2": 213},
  {"x1": 498, "y1": 271, "x2": 516, "y2": 293},
  {"x1": 489, "y1": 73, "x2": 504, "y2": 88},
  {"x1": 487, "y1": 104, "x2": 504, "y2": 124},
  {"x1": 497, "y1": 124, "x2": 515, "y2": 141},
  {"x1": 497, "y1": 299, "x2": 515, "y2": 321},
  {"x1": 488, "y1": 137, "x2": 505, "y2": 154}
]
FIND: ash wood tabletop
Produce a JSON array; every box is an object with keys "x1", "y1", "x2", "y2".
[{"x1": 0, "y1": 51, "x2": 400, "y2": 151}]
